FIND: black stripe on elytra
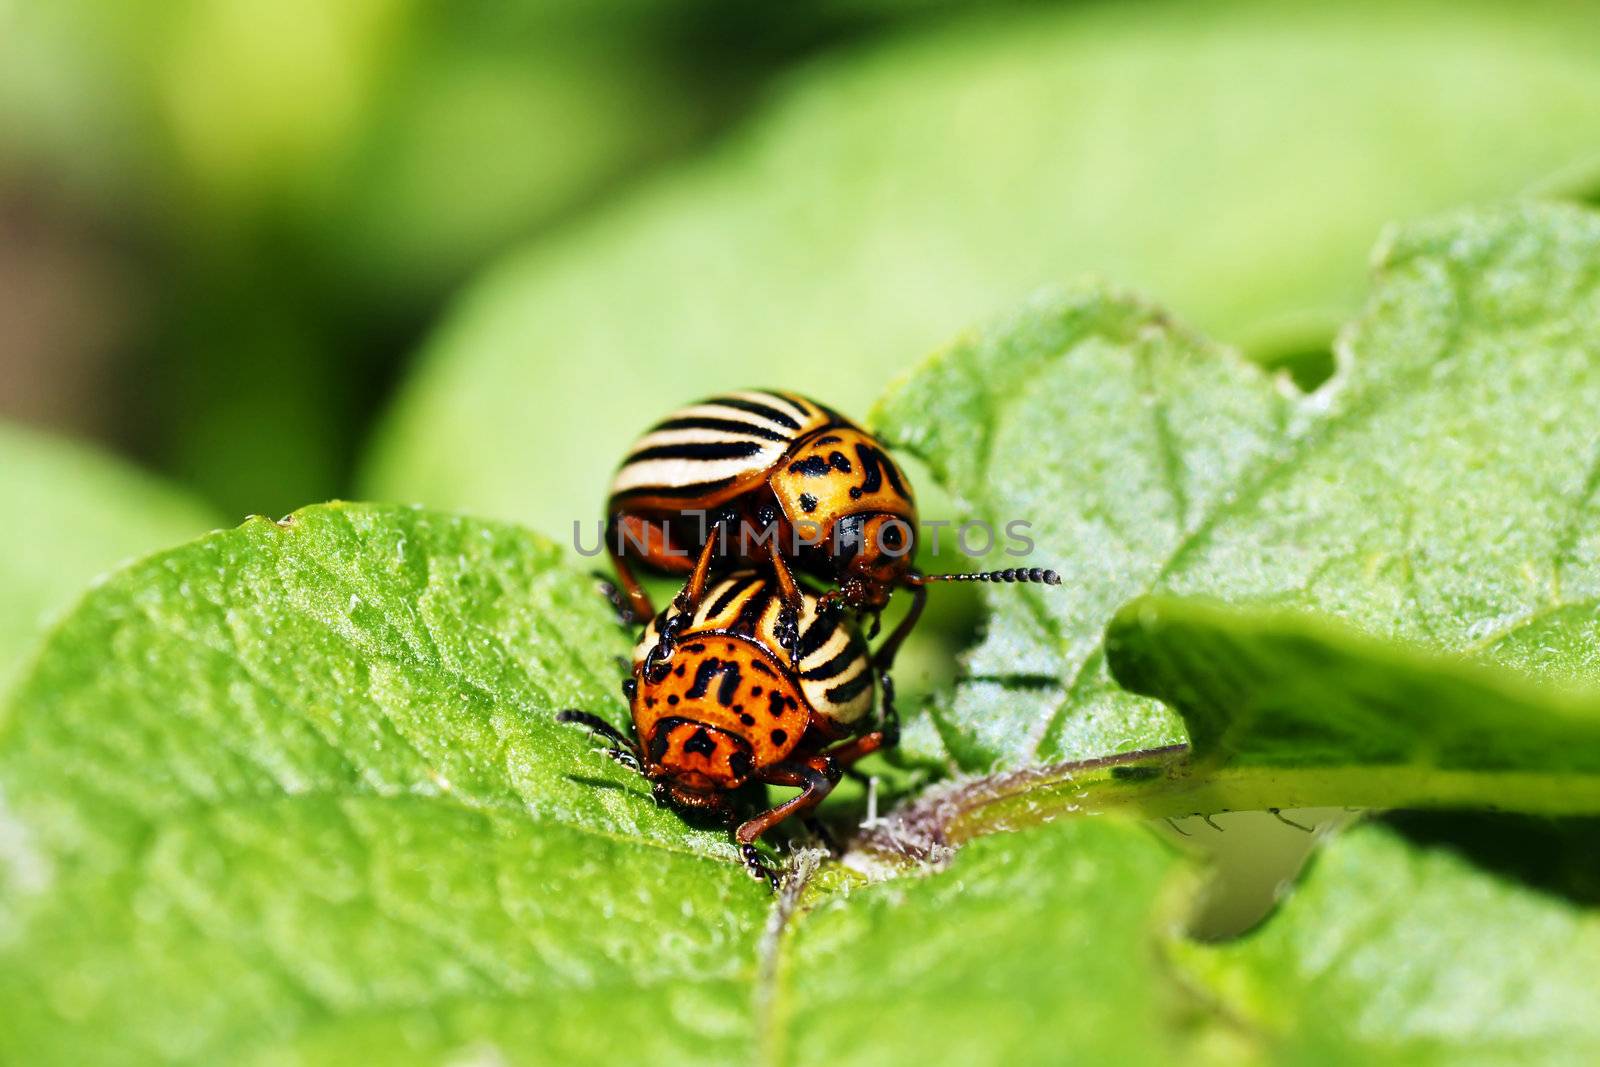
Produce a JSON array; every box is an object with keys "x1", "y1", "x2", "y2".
[
  {"x1": 650, "y1": 416, "x2": 791, "y2": 443},
  {"x1": 707, "y1": 576, "x2": 758, "y2": 619},
  {"x1": 760, "y1": 392, "x2": 814, "y2": 422},
  {"x1": 825, "y1": 669, "x2": 873, "y2": 705},
  {"x1": 730, "y1": 584, "x2": 776, "y2": 635},
  {"x1": 713, "y1": 397, "x2": 802, "y2": 430},
  {"x1": 796, "y1": 611, "x2": 840, "y2": 660},
  {"x1": 801, "y1": 646, "x2": 860, "y2": 681},
  {"x1": 612, "y1": 476, "x2": 737, "y2": 501},
  {"x1": 626, "y1": 440, "x2": 764, "y2": 463}
]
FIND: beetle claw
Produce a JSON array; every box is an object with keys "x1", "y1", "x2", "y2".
[{"x1": 740, "y1": 844, "x2": 781, "y2": 892}]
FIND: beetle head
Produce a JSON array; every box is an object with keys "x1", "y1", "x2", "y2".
[{"x1": 830, "y1": 511, "x2": 915, "y2": 610}]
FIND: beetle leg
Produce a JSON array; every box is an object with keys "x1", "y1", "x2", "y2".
[
  {"x1": 739, "y1": 845, "x2": 781, "y2": 892},
  {"x1": 604, "y1": 547, "x2": 654, "y2": 623},
  {"x1": 679, "y1": 520, "x2": 725, "y2": 614},
  {"x1": 871, "y1": 577, "x2": 928, "y2": 673},
  {"x1": 820, "y1": 728, "x2": 893, "y2": 770},
  {"x1": 646, "y1": 521, "x2": 726, "y2": 680},
  {"x1": 767, "y1": 541, "x2": 806, "y2": 669},
  {"x1": 735, "y1": 762, "x2": 840, "y2": 855},
  {"x1": 876, "y1": 671, "x2": 900, "y2": 746}
]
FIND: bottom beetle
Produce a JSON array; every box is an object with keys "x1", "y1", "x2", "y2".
[{"x1": 559, "y1": 570, "x2": 896, "y2": 889}]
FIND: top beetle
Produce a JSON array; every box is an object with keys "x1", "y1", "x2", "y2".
[{"x1": 605, "y1": 389, "x2": 1058, "y2": 630}]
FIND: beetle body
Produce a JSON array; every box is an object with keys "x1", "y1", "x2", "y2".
[
  {"x1": 606, "y1": 390, "x2": 919, "y2": 620},
  {"x1": 560, "y1": 571, "x2": 891, "y2": 889}
]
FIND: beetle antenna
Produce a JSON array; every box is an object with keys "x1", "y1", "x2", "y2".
[
  {"x1": 556, "y1": 709, "x2": 641, "y2": 756},
  {"x1": 913, "y1": 568, "x2": 1062, "y2": 586}
]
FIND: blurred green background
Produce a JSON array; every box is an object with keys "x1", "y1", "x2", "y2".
[{"x1": 5, "y1": 0, "x2": 1600, "y2": 665}]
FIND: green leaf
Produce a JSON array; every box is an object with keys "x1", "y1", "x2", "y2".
[
  {"x1": 0, "y1": 502, "x2": 763, "y2": 1064},
  {"x1": 876, "y1": 203, "x2": 1600, "y2": 777},
  {"x1": 1172, "y1": 820, "x2": 1600, "y2": 1063},
  {"x1": 0, "y1": 501, "x2": 1197, "y2": 1064},
  {"x1": 935, "y1": 597, "x2": 1600, "y2": 829},
  {"x1": 363, "y1": 0, "x2": 1600, "y2": 543},
  {"x1": 0, "y1": 423, "x2": 219, "y2": 686},
  {"x1": 772, "y1": 818, "x2": 1191, "y2": 1067}
]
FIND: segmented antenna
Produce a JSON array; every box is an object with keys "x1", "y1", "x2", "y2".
[{"x1": 916, "y1": 568, "x2": 1061, "y2": 585}]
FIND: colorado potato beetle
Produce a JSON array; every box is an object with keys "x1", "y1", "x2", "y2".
[
  {"x1": 559, "y1": 569, "x2": 895, "y2": 889},
  {"x1": 604, "y1": 389, "x2": 1060, "y2": 658}
]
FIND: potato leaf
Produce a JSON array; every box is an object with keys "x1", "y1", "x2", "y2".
[
  {"x1": 876, "y1": 204, "x2": 1600, "y2": 784},
  {"x1": 0, "y1": 423, "x2": 219, "y2": 685}
]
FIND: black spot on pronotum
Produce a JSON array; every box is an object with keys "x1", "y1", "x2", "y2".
[
  {"x1": 684, "y1": 655, "x2": 746, "y2": 708},
  {"x1": 788, "y1": 456, "x2": 831, "y2": 477},
  {"x1": 684, "y1": 728, "x2": 717, "y2": 757},
  {"x1": 667, "y1": 694, "x2": 680, "y2": 705},
  {"x1": 828, "y1": 451, "x2": 852, "y2": 473},
  {"x1": 770, "y1": 729, "x2": 788, "y2": 746},
  {"x1": 798, "y1": 492, "x2": 818, "y2": 513},
  {"x1": 766, "y1": 690, "x2": 790, "y2": 718},
  {"x1": 716, "y1": 667, "x2": 742, "y2": 707},
  {"x1": 740, "y1": 713, "x2": 756, "y2": 726}
]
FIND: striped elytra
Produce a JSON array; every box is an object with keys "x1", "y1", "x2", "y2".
[
  {"x1": 556, "y1": 570, "x2": 894, "y2": 891},
  {"x1": 605, "y1": 390, "x2": 920, "y2": 620},
  {"x1": 610, "y1": 391, "x2": 838, "y2": 506},
  {"x1": 633, "y1": 572, "x2": 876, "y2": 752}
]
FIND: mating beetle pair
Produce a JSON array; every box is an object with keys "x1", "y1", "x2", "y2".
[{"x1": 561, "y1": 390, "x2": 1059, "y2": 887}]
